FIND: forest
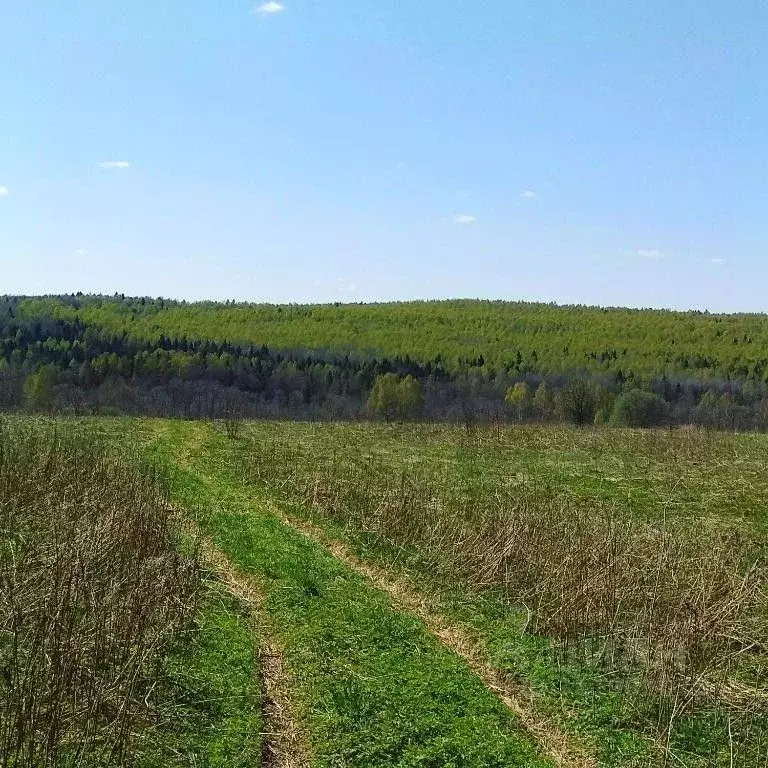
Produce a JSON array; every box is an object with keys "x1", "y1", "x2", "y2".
[{"x1": 3, "y1": 293, "x2": 768, "y2": 428}]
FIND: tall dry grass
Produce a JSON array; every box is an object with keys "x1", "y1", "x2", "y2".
[
  {"x1": 245, "y1": 429, "x2": 768, "y2": 726},
  {"x1": 0, "y1": 419, "x2": 199, "y2": 766}
]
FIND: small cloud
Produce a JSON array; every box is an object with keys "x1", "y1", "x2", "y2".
[
  {"x1": 0, "y1": 186, "x2": 8, "y2": 197},
  {"x1": 75, "y1": 249, "x2": 88, "y2": 257},
  {"x1": 453, "y1": 214, "x2": 476, "y2": 225},
  {"x1": 520, "y1": 189, "x2": 536, "y2": 199},
  {"x1": 710, "y1": 257, "x2": 726, "y2": 264},
  {"x1": 254, "y1": 1, "x2": 284, "y2": 13},
  {"x1": 638, "y1": 249, "x2": 665, "y2": 260},
  {"x1": 99, "y1": 160, "x2": 131, "y2": 170}
]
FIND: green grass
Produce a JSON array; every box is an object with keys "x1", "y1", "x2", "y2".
[
  {"x1": 140, "y1": 419, "x2": 554, "y2": 768},
  {"x1": 135, "y1": 580, "x2": 261, "y2": 767},
  {"x1": 0, "y1": 415, "x2": 262, "y2": 768}
]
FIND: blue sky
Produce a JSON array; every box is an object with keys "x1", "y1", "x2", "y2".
[{"x1": 1, "y1": 1, "x2": 765, "y2": 310}]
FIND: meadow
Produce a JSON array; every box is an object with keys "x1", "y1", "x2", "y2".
[
  {"x1": 3, "y1": 415, "x2": 767, "y2": 766},
  {"x1": 226, "y1": 420, "x2": 768, "y2": 766}
]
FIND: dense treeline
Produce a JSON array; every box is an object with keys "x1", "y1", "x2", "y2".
[
  {"x1": 21, "y1": 294, "x2": 768, "y2": 380},
  {"x1": 0, "y1": 296, "x2": 452, "y2": 420},
  {"x1": 3, "y1": 294, "x2": 768, "y2": 428}
]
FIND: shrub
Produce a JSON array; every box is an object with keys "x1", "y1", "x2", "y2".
[
  {"x1": 368, "y1": 374, "x2": 424, "y2": 421},
  {"x1": 611, "y1": 389, "x2": 667, "y2": 427},
  {"x1": 558, "y1": 379, "x2": 601, "y2": 426},
  {"x1": 504, "y1": 382, "x2": 530, "y2": 419}
]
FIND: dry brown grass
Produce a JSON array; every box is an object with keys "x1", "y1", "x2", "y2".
[
  {"x1": 0, "y1": 419, "x2": 199, "y2": 766},
  {"x1": 245, "y1": 428, "x2": 768, "y2": 729}
]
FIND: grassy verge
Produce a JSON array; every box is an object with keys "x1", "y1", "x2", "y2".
[
  {"x1": 142, "y1": 419, "x2": 555, "y2": 768},
  {"x1": 0, "y1": 418, "x2": 198, "y2": 766},
  {"x1": 0, "y1": 416, "x2": 261, "y2": 768},
  {"x1": 134, "y1": 578, "x2": 261, "y2": 767}
]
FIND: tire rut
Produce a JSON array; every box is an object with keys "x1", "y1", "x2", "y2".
[
  {"x1": 194, "y1": 532, "x2": 311, "y2": 768},
  {"x1": 266, "y1": 503, "x2": 597, "y2": 768}
]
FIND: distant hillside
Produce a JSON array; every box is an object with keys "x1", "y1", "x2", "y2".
[
  {"x1": 3, "y1": 294, "x2": 768, "y2": 427},
  {"x1": 18, "y1": 295, "x2": 768, "y2": 380}
]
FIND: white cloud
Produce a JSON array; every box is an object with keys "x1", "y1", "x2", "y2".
[
  {"x1": 520, "y1": 189, "x2": 536, "y2": 199},
  {"x1": 637, "y1": 249, "x2": 665, "y2": 260},
  {"x1": 453, "y1": 214, "x2": 476, "y2": 225},
  {"x1": 254, "y1": 1, "x2": 285, "y2": 13},
  {"x1": 99, "y1": 160, "x2": 131, "y2": 169},
  {"x1": 75, "y1": 249, "x2": 88, "y2": 257},
  {"x1": 710, "y1": 257, "x2": 726, "y2": 264},
  {"x1": 0, "y1": 186, "x2": 8, "y2": 197}
]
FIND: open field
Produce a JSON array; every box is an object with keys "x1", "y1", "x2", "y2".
[
  {"x1": 133, "y1": 419, "x2": 768, "y2": 766},
  {"x1": 4, "y1": 416, "x2": 768, "y2": 766},
  {"x1": 221, "y1": 421, "x2": 768, "y2": 762},
  {"x1": 144, "y1": 420, "x2": 554, "y2": 768}
]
